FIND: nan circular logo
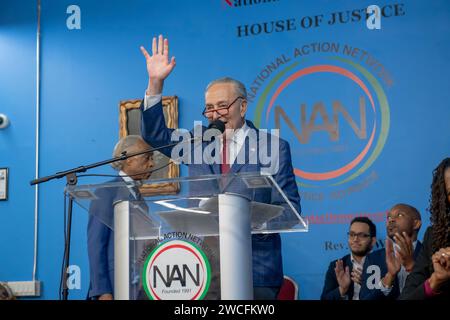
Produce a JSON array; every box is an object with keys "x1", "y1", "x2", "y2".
[
  {"x1": 142, "y1": 239, "x2": 211, "y2": 300},
  {"x1": 252, "y1": 45, "x2": 391, "y2": 188}
]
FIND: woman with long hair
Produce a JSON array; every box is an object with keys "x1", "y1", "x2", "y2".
[{"x1": 400, "y1": 158, "x2": 450, "y2": 299}]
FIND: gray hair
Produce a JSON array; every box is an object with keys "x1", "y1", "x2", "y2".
[
  {"x1": 205, "y1": 77, "x2": 247, "y2": 99},
  {"x1": 111, "y1": 135, "x2": 148, "y2": 171}
]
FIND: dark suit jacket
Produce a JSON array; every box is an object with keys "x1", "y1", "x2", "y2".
[
  {"x1": 140, "y1": 99, "x2": 301, "y2": 287},
  {"x1": 359, "y1": 240, "x2": 422, "y2": 300},
  {"x1": 87, "y1": 178, "x2": 145, "y2": 298},
  {"x1": 400, "y1": 227, "x2": 450, "y2": 300},
  {"x1": 321, "y1": 254, "x2": 372, "y2": 300}
]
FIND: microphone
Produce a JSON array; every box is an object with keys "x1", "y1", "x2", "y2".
[
  {"x1": 206, "y1": 119, "x2": 226, "y2": 134},
  {"x1": 30, "y1": 121, "x2": 227, "y2": 185},
  {"x1": 115, "y1": 121, "x2": 225, "y2": 166}
]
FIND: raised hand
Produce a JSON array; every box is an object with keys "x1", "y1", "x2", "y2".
[
  {"x1": 382, "y1": 238, "x2": 401, "y2": 288},
  {"x1": 431, "y1": 247, "x2": 450, "y2": 282},
  {"x1": 428, "y1": 247, "x2": 450, "y2": 292},
  {"x1": 98, "y1": 293, "x2": 113, "y2": 300},
  {"x1": 335, "y1": 259, "x2": 351, "y2": 296},
  {"x1": 386, "y1": 237, "x2": 402, "y2": 275},
  {"x1": 393, "y1": 232, "x2": 415, "y2": 272},
  {"x1": 140, "y1": 35, "x2": 176, "y2": 95}
]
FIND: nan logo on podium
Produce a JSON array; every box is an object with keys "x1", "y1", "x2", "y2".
[{"x1": 142, "y1": 240, "x2": 211, "y2": 300}]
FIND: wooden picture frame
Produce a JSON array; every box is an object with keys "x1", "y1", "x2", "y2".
[{"x1": 119, "y1": 97, "x2": 180, "y2": 196}]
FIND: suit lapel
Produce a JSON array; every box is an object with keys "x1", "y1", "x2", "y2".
[
  {"x1": 201, "y1": 137, "x2": 221, "y2": 175},
  {"x1": 210, "y1": 163, "x2": 221, "y2": 175},
  {"x1": 202, "y1": 120, "x2": 261, "y2": 176},
  {"x1": 229, "y1": 120, "x2": 260, "y2": 174},
  {"x1": 345, "y1": 255, "x2": 355, "y2": 299},
  {"x1": 413, "y1": 241, "x2": 422, "y2": 259},
  {"x1": 127, "y1": 185, "x2": 149, "y2": 214},
  {"x1": 229, "y1": 144, "x2": 246, "y2": 174}
]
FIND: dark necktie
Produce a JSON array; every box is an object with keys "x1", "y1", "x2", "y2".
[{"x1": 131, "y1": 186, "x2": 149, "y2": 213}]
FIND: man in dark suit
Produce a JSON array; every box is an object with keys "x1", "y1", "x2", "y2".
[
  {"x1": 321, "y1": 217, "x2": 377, "y2": 300},
  {"x1": 360, "y1": 203, "x2": 422, "y2": 300},
  {"x1": 139, "y1": 35, "x2": 301, "y2": 299},
  {"x1": 87, "y1": 135, "x2": 154, "y2": 300}
]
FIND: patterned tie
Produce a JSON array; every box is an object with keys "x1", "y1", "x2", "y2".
[{"x1": 221, "y1": 136, "x2": 230, "y2": 174}]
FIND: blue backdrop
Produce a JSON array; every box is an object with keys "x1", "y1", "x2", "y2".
[{"x1": 1, "y1": 0, "x2": 449, "y2": 299}]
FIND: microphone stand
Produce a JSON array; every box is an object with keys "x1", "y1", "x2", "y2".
[
  {"x1": 29, "y1": 120, "x2": 224, "y2": 300},
  {"x1": 30, "y1": 140, "x2": 184, "y2": 300}
]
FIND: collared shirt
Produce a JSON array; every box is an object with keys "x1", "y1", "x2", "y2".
[
  {"x1": 118, "y1": 170, "x2": 149, "y2": 219},
  {"x1": 350, "y1": 254, "x2": 366, "y2": 300},
  {"x1": 144, "y1": 93, "x2": 250, "y2": 168},
  {"x1": 222, "y1": 121, "x2": 250, "y2": 167},
  {"x1": 143, "y1": 93, "x2": 162, "y2": 111},
  {"x1": 379, "y1": 240, "x2": 417, "y2": 295},
  {"x1": 119, "y1": 170, "x2": 140, "y2": 200}
]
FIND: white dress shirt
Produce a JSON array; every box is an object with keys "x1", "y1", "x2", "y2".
[
  {"x1": 222, "y1": 122, "x2": 249, "y2": 166},
  {"x1": 119, "y1": 170, "x2": 140, "y2": 200},
  {"x1": 350, "y1": 254, "x2": 366, "y2": 300}
]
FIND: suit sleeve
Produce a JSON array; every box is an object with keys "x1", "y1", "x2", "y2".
[
  {"x1": 140, "y1": 99, "x2": 176, "y2": 158},
  {"x1": 359, "y1": 251, "x2": 399, "y2": 300},
  {"x1": 320, "y1": 261, "x2": 343, "y2": 300},
  {"x1": 271, "y1": 139, "x2": 301, "y2": 214},
  {"x1": 87, "y1": 194, "x2": 113, "y2": 298},
  {"x1": 399, "y1": 227, "x2": 431, "y2": 300},
  {"x1": 361, "y1": 280, "x2": 399, "y2": 300}
]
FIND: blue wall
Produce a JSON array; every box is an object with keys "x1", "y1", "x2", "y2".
[
  {"x1": 1, "y1": 0, "x2": 449, "y2": 299},
  {"x1": 0, "y1": 0, "x2": 37, "y2": 288}
]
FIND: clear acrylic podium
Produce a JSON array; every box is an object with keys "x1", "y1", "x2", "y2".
[{"x1": 67, "y1": 172, "x2": 308, "y2": 300}]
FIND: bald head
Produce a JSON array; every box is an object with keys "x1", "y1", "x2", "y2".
[
  {"x1": 391, "y1": 203, "x2": 421, "y2": 221},
  {"x1": 387, "y1": 203, "x2": 422, "y2": 240}
]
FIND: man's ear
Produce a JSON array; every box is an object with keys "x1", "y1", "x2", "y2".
[
  {"x1": 240, "y1": 99, "x2": 248, "y2": 117},
  {"x1": 413, "y1": 219, "x2": 422, "y2": 232},
  {"x1": 371, "y1": 237, "x2": 377, "y2": 249}
]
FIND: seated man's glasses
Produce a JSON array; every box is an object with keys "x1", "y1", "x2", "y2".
[
  {"x1": 202, "y1": 96, "x2": 244, "y2": 118},
  {"x1": 347, "y1": 232, "x2": 371, "y2": 239}
]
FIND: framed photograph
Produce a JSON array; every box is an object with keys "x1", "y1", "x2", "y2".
[
  {"x1": 119, "y1": 97, "x2": 180, "y2": 196},
  {"x1": 0, "y1": 168, "x2": 8, "y2": 201}
]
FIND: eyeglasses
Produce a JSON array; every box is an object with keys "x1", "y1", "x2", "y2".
[
  {"x1": 347, "y1": 232, "x2": 371, "y2": 239},
  {"x1": 202, "y1": 96, "x2": 244, "y2": 118}
]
